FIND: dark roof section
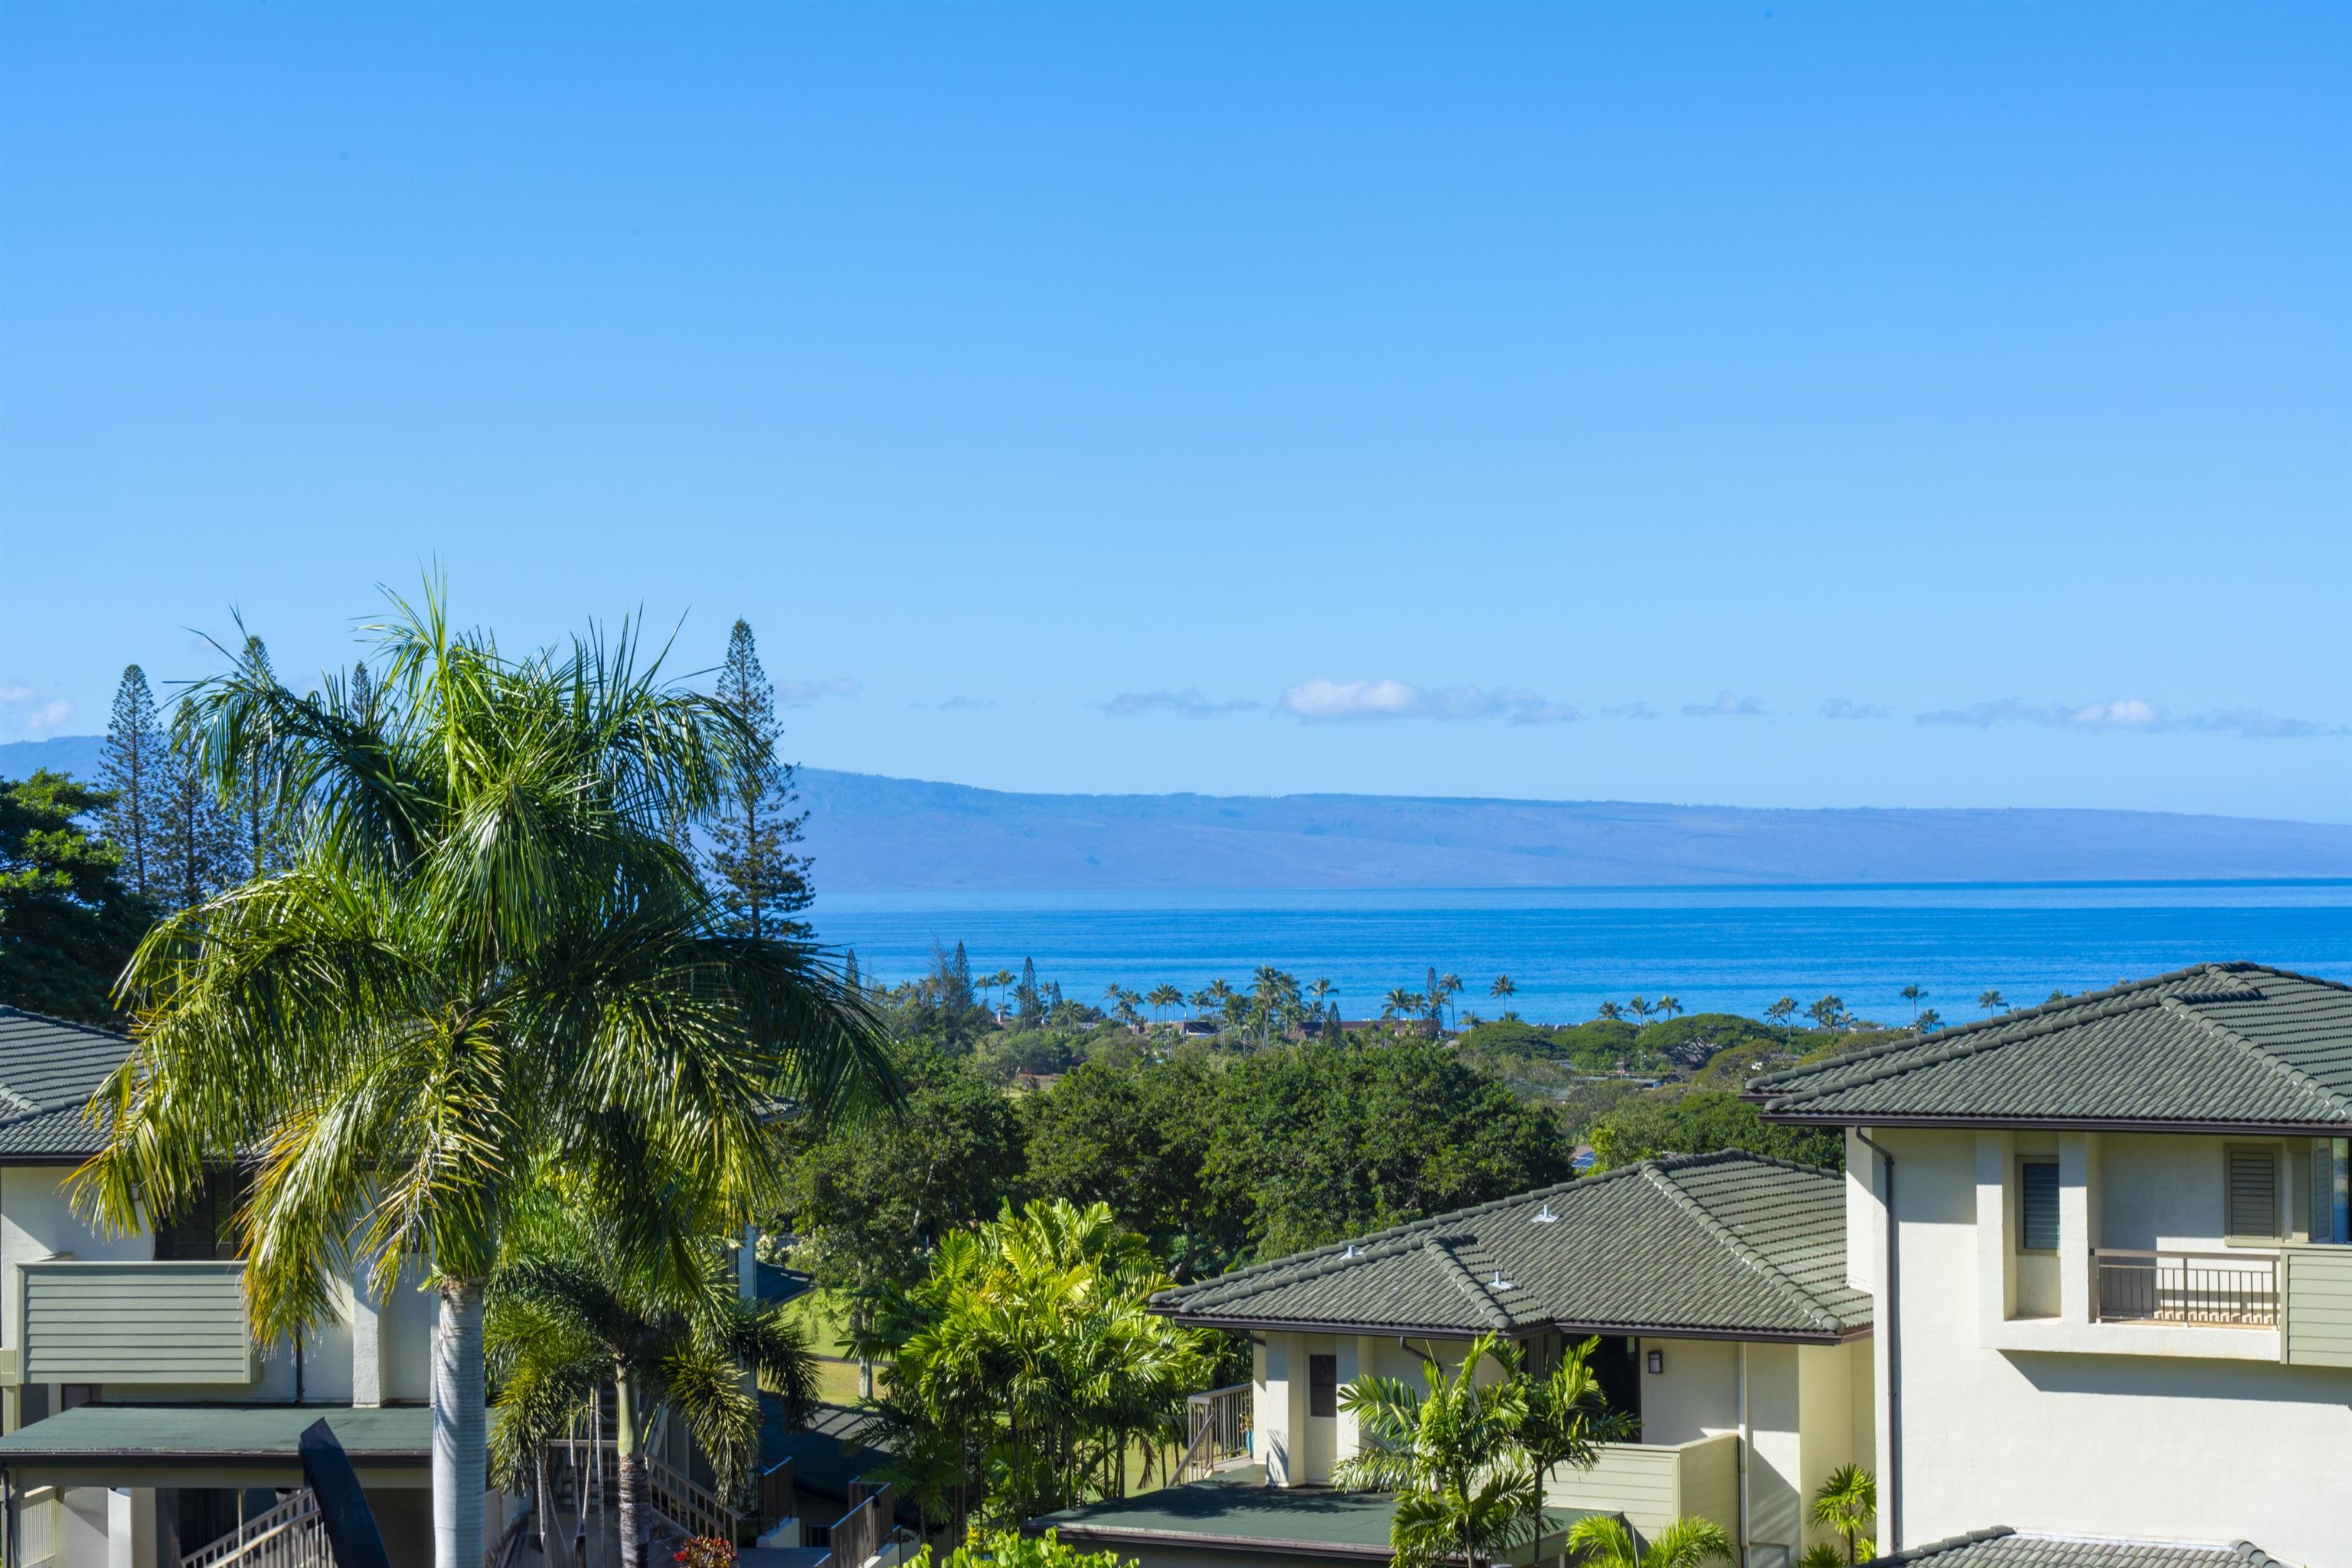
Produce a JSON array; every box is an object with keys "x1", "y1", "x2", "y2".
[
  {"x1": 0, "y1": 1403, "x2": 429, "y2": 1463},
  {"x1": 1860, "y1": 1527, "x2": 2286, "y2": 1568},
  {"x1": 0, "y1": 1007, "x2": 132, "y2": 1159},
  {"x1": 1152, "y1": 1151, "x2": 1868, "y2": 1343},
  {"x1": 1027, "y1": 1472, "x2": 1606, "y2": 1560},
  {"x1": 1749, "y1": 963, "x2": 2352, "y2": 1132}
]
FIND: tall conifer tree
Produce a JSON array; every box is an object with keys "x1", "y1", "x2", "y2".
[
  {"x1": 153, "y1": 712, "x2": 236, "y2": 914},
  {"x1": 706, "y1": 619, "x2": 812, "y2": 939},
  {"x1": 1016, "y1": 956, "x2": 1042, "y2": 1027},
  {"x1": 99, "y1": 665, "x2": 166, "y2": 903}
]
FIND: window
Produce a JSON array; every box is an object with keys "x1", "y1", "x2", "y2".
[
  {"x1": 2226, "y1": 1146, "x2": 2281, "y2": 1240},
  {"x1": 2313, "y1": 1138, "x2": 2350, "y2": 1244},
  {"x1": 1308, "y1": 1354, "x2": 1338, "y2": 1419},
  {"x1": 2019, "y1": 1161, "x2": 2060, "y2": 1251},
  {"x1": 154, "y1": 1168, "x2": 244, "y2": 1262}
]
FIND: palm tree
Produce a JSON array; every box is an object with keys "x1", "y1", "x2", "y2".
[
  {"x1": 72, "y1": 588, "x2": 894, "y2": 1568},
  {"x1": 1383, "y1": 988, "x2": 1423, "y2": 1023},
  {"x1": 1808, "y1": 995, "x2": 1847, "y2": 1031},
  {"x1": 2046, "y1": 988, "x2": 2071, "y2": 1005},
  {"x1": 1334, "y1": 1332, "x2": 1535, "y2": 1568},
  {"x1": 1655, "y1": 995, "x2": 1684, "y2": 1022},
  {"x1": 1915, "y1": 1008, "x2": 1943, "y2": 1032},
  {"x1": 1595, "y1": 1001, "x2": 1624, "y2": 1022},
  {"x1": 1147, "y1": 984, "x2": 1184, "y2": 1023},
  {"x1": 1627, "y1": 995, "x2": 1652, "y2": 1025},
  {"x1": 488, "y1": 1197, "x2": 820, "y2": 1568},
  {"x1": 1809, "y1": 1462, "x2": 1877, "y2": 1563},
  {"x1": 1514, "y1": 1337, "x2": 1638, "y2": 1550},
  {"x1": 1765, "y1": 996, "x2": 1798, "y2": 1027},
  {"x1": 1898, "y1": 984, "x2": 1927, "y2": 1025},
  {"x1": 1489, "y1": 975, "x2": 1516, "y2": 1003},
  {"x1": 1439, "y1": 974, "x2": 1465, "y2": 1029},
  {"x1": 1188, "y1": 987, "x2": 1216, "y2": 1019},
  {"x1": 1978, "y1": 988, "x2": 2007, "y2": 1016},
  {"x1": 1564, "y1": 1514, "x2": 1733, "y2": 1568}
]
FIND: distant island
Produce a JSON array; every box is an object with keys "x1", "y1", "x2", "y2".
[{"x1": 8, "y1": 735, "x2": 2349, "y2": 892}]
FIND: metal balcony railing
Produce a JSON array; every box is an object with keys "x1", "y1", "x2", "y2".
[
  {"x1": 2095, "y1": 1248, "x2": 2278, "y2": 1326},
  {"x1": 1174, "y1": 1383, "x2": 1252, "y2": 1484}
]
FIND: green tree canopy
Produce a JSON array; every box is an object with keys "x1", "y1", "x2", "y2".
[
  {"x1": 0, "y1": 771, "x2": 149, "y2": 1026},
  {"x1": 1586, "y1": 1089, "x2": 1841, "y2": 1171}
]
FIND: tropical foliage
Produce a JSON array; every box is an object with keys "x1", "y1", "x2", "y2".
[
  {"x1": 1563, "y1": 1514, "x2": 1733, "y2": 1568},
  {"x1": 1809, "y1": 1462, "x2": 1877, "y2": 1563},
  {"x1": 856, "y1": 1198, "x2": 1215, "y2": 1538},
  {"x1": 1334, "y1": 1332, "x2": 1537, "y2": 1568},
  {"x1": 70, "y1": 586, "x2": 893, "y2": 1568},
  {"x1": 905, "y1": 1528, "x2": 1132, "y2": 1568},
  {"x1": 486, "y1": 1191, "x2": 819, "y2": 1568}
]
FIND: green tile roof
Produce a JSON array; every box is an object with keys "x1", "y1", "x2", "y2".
[
  {"x1": 1749, "y1": 963, "x2": 2352, "y2": 1132},
  {"x1": 1863, "y1": 1527, "x2": 2287, "y2": 1568},
  {"x1": 0, "y1": 1403, "x2": 430, "y2": 1462},
  {"x1": 1153, "y1": 1151, "x2": 1867, "y2": 1342},
  {"x1": 0, "y1": 1006, "x2": 132, "y2": 1158}
]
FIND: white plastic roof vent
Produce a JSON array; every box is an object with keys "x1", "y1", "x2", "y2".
[
  {"x1": 1532, "y1": 1200, "x2": 1560, "y2": 1223},
  {"x1": 1489, "y1": 1271, "x2": 1514, "y2": 1291}
]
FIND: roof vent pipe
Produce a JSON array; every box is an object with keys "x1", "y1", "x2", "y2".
[{"x1": 1532, "y1": 1201, "x2": 1560, "y2": 1223}]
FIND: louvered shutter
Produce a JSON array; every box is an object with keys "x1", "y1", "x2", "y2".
[
  {"x1": 2228, "y1": 1148, "x2": 2279, "y2": 1240},
  {"x1": 2020, "y1": 1162, "x2": 2060, "y2": 1250}
]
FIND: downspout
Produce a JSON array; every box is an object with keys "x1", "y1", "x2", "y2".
[
  {"x1": 1856, "y1": 1131, "x2": 1900, "y2": 1553},
  {"x1": 1736, "y1": 1342, "x2": 1749, "y2": 1567}
]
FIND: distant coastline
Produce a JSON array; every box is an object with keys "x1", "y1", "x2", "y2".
[{"x1": 10, "y1": 734, "x2": 2352, "y2": 893}]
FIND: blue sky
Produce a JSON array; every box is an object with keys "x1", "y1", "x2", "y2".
[{"x1": 2, "y1": 3, "x2": 2345, "y2": 821}]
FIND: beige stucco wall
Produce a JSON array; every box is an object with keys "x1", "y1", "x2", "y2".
[{"x1": 1860, "y1": 1125, "x2": 2352, "y2": 1568}]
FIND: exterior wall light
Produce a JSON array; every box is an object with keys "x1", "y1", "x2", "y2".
[{"x1": 1646, "y1": 1348, "x2": 1664, "y2": 1374}]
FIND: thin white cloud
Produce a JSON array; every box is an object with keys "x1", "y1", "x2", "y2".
[
  {"x1": 1821, "y1": 697, "x2": 1892, "y2": 720},
  {"x1": 776, "y1": 678, "x2": 861, "y2": 706},
  {"x1": 1102, "y1": 688, "x2": 1262, "y2": 719},
  {"x1": 1601, "y1": 701, "x2": 1659, "y2": 721},
  {"x1": 1917, "y1": 697, "x2": 2345, "y2": 738},
  {"x1": 1683, "y1": 690, "x2": 1767, "y2": 718},
  {"x1": 935, "y1": 695, "x2": 995, "y2": 711},
  {"x1": 0, "y1": 683, "x2": 73, "y2": 739},
  {"x1": 1278, "y1": 678, "x2": 1580, "y2": 725}
]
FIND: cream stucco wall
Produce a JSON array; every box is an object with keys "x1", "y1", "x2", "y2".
[{"x1": 1861, "y1": 1125, "x2": 2352, "y2": 1568}]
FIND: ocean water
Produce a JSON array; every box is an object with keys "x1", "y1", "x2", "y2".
[{"x1": 808, "y1": 882, "x2": 2352, "y2": 1028}]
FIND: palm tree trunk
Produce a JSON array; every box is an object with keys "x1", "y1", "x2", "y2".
[
  {"x1": 615, "y1": 1372, "x2": 649, "y2": 1568},
  {"x1": 432, "y1": 1279, "x2": 487, "y2": 1568}
]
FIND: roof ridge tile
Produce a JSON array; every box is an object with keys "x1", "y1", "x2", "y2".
[
  {"x1": 1419, "y1": 1237, "x2": 1514, "y2": 1331},
  {"x1": 1638, "y1": 1161, "x2": 1839, "y2": 1332},
  {"x1": 2162, "y1": 996, "x2": 2352, "y2": 1118}
]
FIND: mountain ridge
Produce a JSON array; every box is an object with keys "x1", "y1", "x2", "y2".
[{"x1": 9, "y1": 736, "x2": 2348, "y2": 891}]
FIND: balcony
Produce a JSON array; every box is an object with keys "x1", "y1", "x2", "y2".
[
  {"x1": 15, "y1": 1259, "x2": 253, "y2": 1386},
  {"x1": 2094, "y1": 1249, "x2": 2278, "y2": 1328},
  {"x1": 2282, "y1": 1243, "x2": 2352, "y2": 1368},
  {"x1": 1544, "y1": 1432, "x2": 1740, "y2": 1540}
]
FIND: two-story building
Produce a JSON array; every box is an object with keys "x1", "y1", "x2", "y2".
[
  {"x1": 1749, "y1": 962, "x2": 2351, "y2": 1568},
  {"x1": 0, "y1": 1004, "x2": 446, "y2": 1566},
  {"x1": 1032, "y1": 1150, "x2": 1877, "y2": 1568}
]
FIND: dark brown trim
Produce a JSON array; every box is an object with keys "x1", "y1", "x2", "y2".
[
  {"x1": 0, "y1": 1449, "x2": 430, "y2": 1464},
  {"x1": 1756, "y1": 1111, "x2": 2352, "y2": 1136}
]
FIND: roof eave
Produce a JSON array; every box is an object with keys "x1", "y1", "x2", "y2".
[
  {"x1": 1154, "y1": 1308, "x2": 1861, "y2": 1345},
  {"x1": 1757, "y1": 1109, "x2": 2352, "y2": 1136}
]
